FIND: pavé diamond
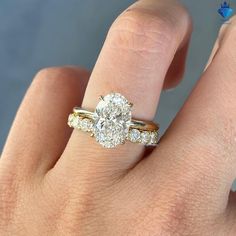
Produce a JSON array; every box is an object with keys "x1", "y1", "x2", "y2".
[
  {"x1": 129, "y1": 129, "x2": 141, "y2": 143},
  {"x1": 93, "y1": 93, "x2": 132, "y2": 148}
]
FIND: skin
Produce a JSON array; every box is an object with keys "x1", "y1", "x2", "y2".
[{"x1": 1, "y1": 0, "x2": 236, "y2": 235}]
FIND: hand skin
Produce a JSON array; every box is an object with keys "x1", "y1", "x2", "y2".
[{"x1": 1, "y1": 0, "x2": 236, "y2": 235}]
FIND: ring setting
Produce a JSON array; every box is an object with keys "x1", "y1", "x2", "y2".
[{"x1": 68, "y1": 93, "x2": 159, "y2": 148}]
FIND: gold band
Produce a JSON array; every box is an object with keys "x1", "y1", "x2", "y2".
[{"x1": 73, "y1": 107, "x2": 159, "y2": 132}]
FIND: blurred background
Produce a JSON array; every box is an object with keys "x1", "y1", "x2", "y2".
[{"x1": 0, "y1": 0, "x2": 235, "y2": 150}]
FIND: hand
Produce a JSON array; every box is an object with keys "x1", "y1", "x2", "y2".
[{"x1": 1, "y1": 0, "x2": 236, "y2": 235}]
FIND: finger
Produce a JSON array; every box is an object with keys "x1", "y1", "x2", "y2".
[
  {"x1": 57, "y1": 0, "x2": 192, "y2": 180},
  {"x1": 1, "y1": 67, "x2": 89, "y2": 177},
  {"x1": 204, "y1": 22, "x2": 228, "y2": 71},
  {"x1": 142, "y1": 16, "x2": 236, "y2": 216},
  {"x1": 164, "y1": 41, "x2": 190, "y2": 89}
]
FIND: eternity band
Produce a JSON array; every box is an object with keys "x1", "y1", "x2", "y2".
[{"x1": 68, "y1": 93, "x2": 159, "y2": 148}]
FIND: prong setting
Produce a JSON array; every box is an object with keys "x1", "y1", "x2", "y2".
[
  {"x1": 129, "y1": 102, "x2": 133, "y2": 107},
  {"x1": 99, "y1": 95, "x2": 104, "y2": 101}
]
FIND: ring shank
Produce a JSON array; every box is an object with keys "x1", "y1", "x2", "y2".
[{"x1": 73, "y1": 107, "x2": 159, "y2": 131}]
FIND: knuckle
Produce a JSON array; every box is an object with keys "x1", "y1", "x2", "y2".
[
  {"x1": 136, "y1": 178, "x2": 208, "y2": 235},
  {"x1": 47, "y1": 176, "x2": 103, "y2": 232},
  {"x1": 33, "y1": 67, "x2": 69, "y2": 86},
  {"x1": 131, "y1": 203, "x2": 188, "y2": 235},
  {"x1": 33, "y1": 66, "x2": 88, "y2": 91},
  {"x1": 149, "y1": 197, "x2": 190, "y2": 234},
  {"x1": 107, "y1": 9, "x2": 174, "y2": 56}
]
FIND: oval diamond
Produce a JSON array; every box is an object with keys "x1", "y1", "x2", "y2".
[{"x1": 93, "y1": 93, "x2": 132, "y2": 148}]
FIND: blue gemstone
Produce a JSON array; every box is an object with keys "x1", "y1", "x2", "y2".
[{"x1": 218, "y1": 1, "x2": 233, "y2": 19}]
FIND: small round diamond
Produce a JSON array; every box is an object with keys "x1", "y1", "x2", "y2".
[
  {"x1": 129, "y1": 129, "x2": 141, "y2": 143},
  {"x1": 149, "y1": 131, "x2": 158, "y2": 145},
  {"x1": 141, "y1": 131, "x2": 150, "y2": 144},
  {"x1": 68, "y1": 114, "x2": 81, "y2": 128},
  {"x1": 74, "y1": 117, "x2": 82, "y2": 129},
  {"x1": 81, "y1": 118, "x2": 93, "y2": 132},
  {"x1": 67, "y1": 114, "x2": 74, "y2": 127}
]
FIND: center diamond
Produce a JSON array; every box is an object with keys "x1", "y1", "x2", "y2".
[{"x1": 93, "y1": 93, "x2": 132, "y2": 148}]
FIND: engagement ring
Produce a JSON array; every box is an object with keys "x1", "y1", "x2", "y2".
[{"x1": 68, "y1": 93, "x2": 159, "y2": 148}]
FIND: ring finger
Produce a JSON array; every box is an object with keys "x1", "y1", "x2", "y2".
[{"x1": 55, "y1": 0, "x2": 192, "y2": 180}]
